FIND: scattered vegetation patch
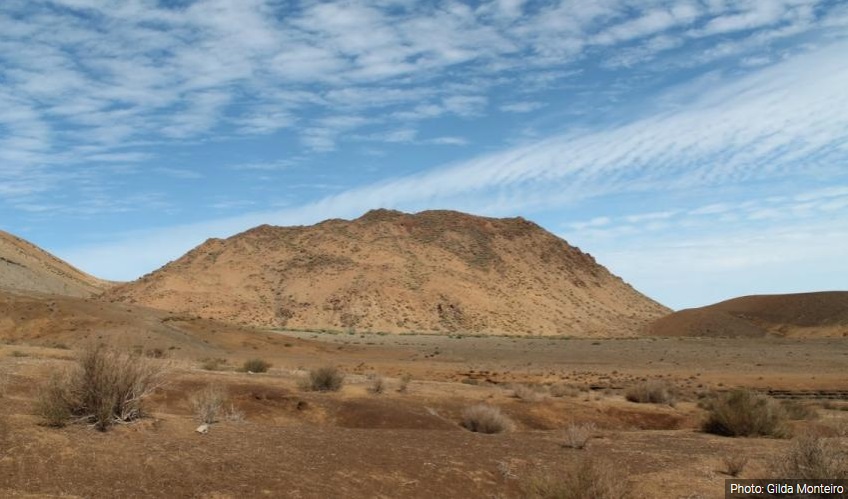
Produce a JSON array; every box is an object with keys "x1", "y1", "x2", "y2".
[
  {"x1": 199, "y1": 357, "x2": 228, "y2": 371},
  {"x1": 300, "y1": 366, "x2": 345, "y2": 392},
  {"x1": 512, "y1": 384, "x2": 544, "y2": 402},
  {"x1": 702, "y1": 389, "x2": 789, "y2": 438},
  {"x1": 774, "y1": 433, "x2": 847, "y2": 479},
  {"x1": 240, "y1": 359, "x2": 271, "y2": 373},
  {"x1": 35, "y1": 344, "x2": 167, "y2": 431},
  {"x1": 780, "y1": 400, "x2": 819, "y2": 421},
  {"x1": 460, "y1": 404, "x2": 512, "y2": 434},
  {"x1": 190, "y1": 384, "x2": 227, "y2": 424},
  {"x1": 397, "y1": 373, "x2": 412, "y2": 393},
  {"x1": 723, "y1": 454, "x2": 748, "y2": 477},
  {"x1": 521, "y1": 457, "x2": 630, "y2": 499},
  {"x1": 549, "y1": 383, "x2": 580, "y2": 398},
  {"x1": 367, "y1": 374, "x2": 386, "y2": 394},
  {"x1": 561, "y1": 423, "x2": 596, "y2": 450},
  {"x1": 625, "y1": 380, "x2": 676, "y2": 406}
]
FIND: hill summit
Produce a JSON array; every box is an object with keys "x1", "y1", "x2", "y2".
[
  {"x1": 0, "y1": 230, "x2": 109, "y2": 297},
  {"x1": 106, "y1": 209, "x2": 669, "y2": 336}
]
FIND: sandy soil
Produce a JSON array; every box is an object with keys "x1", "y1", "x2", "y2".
[{"x1": 1, "y1": 332, "x2": 846, "y2": 499}]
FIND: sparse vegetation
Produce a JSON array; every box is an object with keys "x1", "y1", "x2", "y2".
[
  {"x1": 781, "y1": 400, "x2": 818, "y2": 421},
  {"x1": 513, "y1": 383, "x2": 544, "y2": 402},
  {"x1": 625, "y1": 380, "x2": 676, "y2": 406},
  {"x1": 774, "y1": 433, "x2": 847, "y2": 479},
  {"x1": 549, "y1": 383, "x2": 580, "y2": 398},
  {"x1": 190, "y1": 384, "x2": 227, "y2": 424},
  {"x1": 702, "y1": 389, "x2": 789, "y2": 438},
  {"x1": 522, "y1": 457, "x2": 630, "y2": 499},
  {"x1": 723, "y1": 454, "x2": 748, "y2": 477},
  {"x1": 461, "y1": 404, "x2": 512, "y2": 434},
  {"x1": 240, "y1": 358, "x2": 271, "y2": 373},
  {"x1": 199, "y1": 357, "x2": 228, "y2": 371},
  {"x1": 300, "y1": 366, "x2": 345, "y2": 392},
  {"x1": 35, "y1": 344, "x2": 167, "y2": 430},
  {"x1": 561, "y1": 423, "x2": 596, "y2": 450},
  {"x1": 367, "y1": 374, "x2": 386, "y2": 394},
  {"x1": 397, "y1": 373, "x2": 412, "y2": 393}
]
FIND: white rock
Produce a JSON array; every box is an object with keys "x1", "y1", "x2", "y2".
[{"x1": 195, "y1": 423, "x2": 210, "y2": 434}]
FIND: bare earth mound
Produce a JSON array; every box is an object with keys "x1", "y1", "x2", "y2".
[
  {"x1": 647, "y1": 291, "x2": 848, "y2": 338},
  {"x1": 0, "y1": 230, "x2": 110, "y2": 297},
  {"x1": 106, "y1": 209, "x2": 669, "y2": 336}
]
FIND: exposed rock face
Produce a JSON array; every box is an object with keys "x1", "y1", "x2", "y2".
[
  {"x1": 646, "y1": 291, "x2": 848, "y2": 338},
  {"x1": 0, "y1": 230, "x2": 110, "y2": 297},
  {"x1": 106, "y1": 209, "x2": 669, "y2": 336}
]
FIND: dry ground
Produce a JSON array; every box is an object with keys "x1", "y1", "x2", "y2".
[{"x1": 1, "y1": 333, "x2": 847, "y2": 498}]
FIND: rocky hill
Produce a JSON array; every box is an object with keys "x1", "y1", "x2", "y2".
[
  {"x1": 0, "y1": 230, "x2": 110, "y2": 297},
  {"x1": 105, "y1": 209, "x2": 670, "y2": 336},
  {"x1": 646, "y1": 291, "x2": 848, "y2": 338}
]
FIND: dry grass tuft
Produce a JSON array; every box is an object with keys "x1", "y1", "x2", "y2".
[
  {"x1": 561, "y1": 423, "x2": 596, "y2": 450},
  {"x1": 240, "y1": 359, "x2": 271, "y2": 373},
  {"x1": 199, "y1": 357, "x2": 228, "y2": 371},
  {"x1": 461, "y1": 404, "x2": 512, "y2": 434},
  {"x1": 397, "y1": 373, "x2": 412, "y2": 393},
  {"x1": 549, "y1": 384, "x2": 580, "y2": 398},
  {"x1": 367, "y1": 374, "x2": 386, "y2": 394},
  {"x1": 625, "y1": 380, "x2": 676, "y2": 405},
  {"x1": 190, "y1": 384, "x2": 227, "y2": 424},
  {"x1": 774, "y1": 433, "x2": 847, "y2": 479},
  {"x1": 702, "y1": 389, "x2": 789, "y2": 438},
  {"x1": 722, "y1": 454, "x2": 748, "y2": 477},
  {"x1": 513, "y1": 384, "x2": 544, "y2": 402},
  {"x1": 522, "y1": 457, "x2": 630, "y2": 499},
  {"x1": 300, "y1": 366, "x2": 345, "y2": 392},
  {"x1": 35, "y1": 344, "x2": 167, "y2": 431},
  {"x1": 780, "y1": 400, "x2": 819, "y2": 421}
]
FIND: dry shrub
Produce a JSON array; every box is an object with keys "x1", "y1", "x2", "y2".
[
  {"x1": 562, "y1": 423, "x2": 596, "y2": 450},
  {"x1": 549, "y1": 384, "x2": 580, "y2": 398},
  {"x1": 513, "y1": 384, "x2": 543, "y2": 402},
  {"x1": 300, "y1": 366, "x2": 345, "y2": 392},
  {"x1": 200, "y1": 357, "x2": 228, "y2": 371},
  {"x1": 522, "y1": 457, "x2": 630, "y2": 499},
  {"x1": 774, "y1": 433, "x2": 847, "y2": 479},
  {"x1": 397, "y1": 373, "x2": 412, "y2": 393},
  {"x1": 625, "y1": 380, "x2": 676, "y2": 405},
  {"x1": 781, "y1": 400, "x2": 819, "y2": 421},
  {"x1": 723, "y1": 454, "x2": 748, "y2": 477},
  {"x1": 36, "y1": 344, "x2": 166, "y2": 430},
  {"x1": 461, "y1": 404, "x2": 512, "y2": 434},
  {"x1": 367, "y1": 374, "x2": 386, "y2": 395},
  {"x1": 190, "y1": 385, "x2": 227, "y2": 424},
  {"x1": 240, "y1": 359, "x2": 271, "y2": 373},
  {"x1": 702, "y1": 389, "x2": 789, "y2": 438}
]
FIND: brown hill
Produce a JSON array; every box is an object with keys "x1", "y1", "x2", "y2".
[
  {"x1": 0, "y1": 230, "x2": 110, "y2": 297},
  {"x1": 646, "y1": 291, "x2": 848, "y2": 338},
  {"x1": 105, "y1": 209, "x2": 669, "y2": 336}
]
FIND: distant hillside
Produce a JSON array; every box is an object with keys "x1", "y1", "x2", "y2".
[
  {"x1": 105, "y1": 209, "x2": 669, "y2": 336},
  {"x1": 646, "y1": 292, "x2": 848, "y2": 338},
  {"x1": 0, "y1": 230, "x2": 110, "y2": 297}
]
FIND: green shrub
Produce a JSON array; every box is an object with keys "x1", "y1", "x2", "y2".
[{"x1": 702, "y1": 389, "x2": 789, "y2": 437}]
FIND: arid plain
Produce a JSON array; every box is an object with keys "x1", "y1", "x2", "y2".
[{"x1": 1, "y1": 211, "x2": 846, "y2": 498}]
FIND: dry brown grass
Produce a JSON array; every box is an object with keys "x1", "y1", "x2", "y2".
[
  {"x1": 239, "y1": 359, "x2": 271, "y2": 373},
  {"x1": 190, "y1": 385, "x2": 227, "y2": 424},
  {"x1": 461, "y1": 404, "x2": 512, "y2": 434},
  {"x1": 774, "y1": 433, "x2": 847, "y2": 479},
  {"x1": 625, "y1": 380, "x2": 676, "y2": 406},
  {"x1": 702, "y1": 389, "x2": 789, "y2": 438},
  {"x1": 561, "y1": 423, "x2": 596, "y2": 450},
  {"x1": 513, "y1": 384, "x2": 544, "y2": 402},
  {"x1": 300, "y1": 366, "x2": 345, "y2": 392},
  {"x1": 549, "y1": 384, "x2": 580, "y2": 398},
  {"x1": 199, "y1": 357, "x2": 228, "y2": 371},
  {"x1": 397, "y1": 373, "x2": 412, "y2": 393},
  {"x1": 366, "y1": 374, "x2": 386, "y2": 394},
  {"x1": 722, "y1": 454, "x2": 748, "y2": 477},
  {"x1": 35, "y1": 344, "x2": 167, "y2": 431},
  {"x1": 522, "y1": 457, "x2": 630, "y2": 499}
]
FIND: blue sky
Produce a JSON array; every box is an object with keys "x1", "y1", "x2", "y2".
[{"x1": 2, "y1": 0, "x2": 847, "y2": 310}]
